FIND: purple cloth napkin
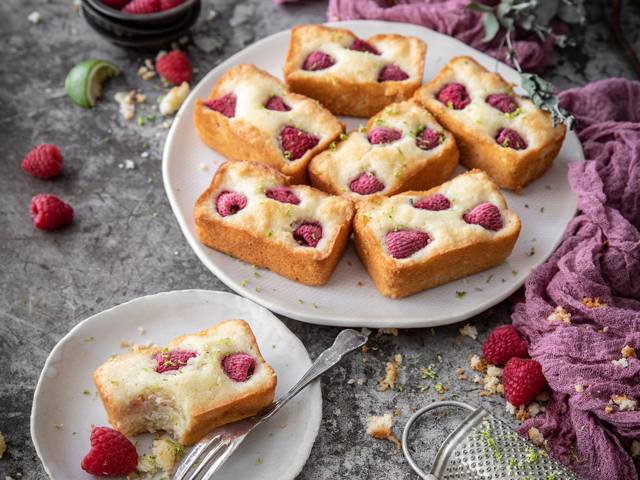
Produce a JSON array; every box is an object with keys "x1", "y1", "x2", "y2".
[{"x1": 512, "y1": 78, "x2": 640, "y2": 480}]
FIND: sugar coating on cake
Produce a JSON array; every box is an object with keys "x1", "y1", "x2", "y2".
[
  {"x1": 200, "y1": 161, "x2": 353, "y2": 255},
  {"x1": 287, "y1": 25, "x2": 424, "y2": 84},
  {"x1": 357, "y1": 170, "x2": 520, "y2": 262},
  {"x1": 310, "y1": 101, "x2": 455, "y2": 197},
  {"x1": 416, "y1": 56, "x2": 560, "y2": 152},
  {"x1": 200, "y1": 64, "x2": 340, "y2": 164},
  {"x1": 93, "y1": 320, "x2": 276, "y2": 445}
]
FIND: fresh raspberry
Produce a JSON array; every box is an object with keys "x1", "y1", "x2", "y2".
[
  {"x1": 415, "y1": 127, "x2": 442, "y2": 151},
  {"x1": 100, "y1": 0, "x2": 130, "y2": 9},
  {"x1": 413, "y1": 193, "x2": 451, "y2": 211},
  {"x1": 216, "y1": 191, "x2": 247, "y2": 217},
  {"x1": 30, "y1": 194, "x2": 73, "y2": 231},
  {"x1": 482, "y1": 325, "x2": 529, "y2": 366},
  {"x1": 437, "y1": 82, "x2": 471, "y2": 110},
  {"x1": 495, "y1": 128, "x2": 528, "y2": 150},
  {"x1": 81, "y1": 427, "x2": 138, "y2": 476},
  {"x1": 265, "y1": 186, "x2": 300, "y2": 205},
  {"x1": 265, "y1": 96, "x2": 291, "y2": 112},
  {"x1": 154, "y1": 350, "x2": 198, "y2": 373},
  {"x1": 122, "y1": 0, "x2": 161, "y2": 14},
  {"x1": 293, "y1": 221, "x2": 323, "y2": 247},
  {"x1": 280, "y1": 126, "x2": 319, "y2": 160},
  {"x1": 156, "y1": 50, "x2": 192, "y2": 85},
  {"x1": 159, "y1": 0, "x2": 185, "y2": 10},
  {"x1": 21, "y1": 144, "x2": 63, "y2": 179},
  {"x1": 486, "y1": 93, "x2": 518, "y2": 114},
  {"x1": 502, "y1": 358, "x2": 547, "y2": 406},
  {"x1": 463, "y1": 203, "x2": 503, "y2": 231},
  {"x1": 367, "y1": 126, "x2": 402, "y2": 145},
  {"x1": 378, "y1": 64, "x2": 409, "y2": 82},
  {"x1": 385, "y1": 229, "x2": 431, "y2": 259},
  {"x1": 350, "y1": 39, "x2": 380, "y2": 55},
  {"x1": 222, "y1": 353, "x2": 256, "y2": 382},
  {"x1": 302, "y1": 51, "x2": 335, "y2": 71},
  {"x1": 349, "y1": 172, "x2": 385, "y2": 195},
  {"x1": 204, "y1": 93, "x2": 236, "y2": 118}
]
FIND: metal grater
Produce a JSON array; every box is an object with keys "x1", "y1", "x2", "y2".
[{"x1": 401, "y1": 401, "x2": 581, "y2": 479}]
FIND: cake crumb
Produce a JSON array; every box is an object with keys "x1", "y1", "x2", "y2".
[
  {"x1": 612, "y1": 357, "x2": 629, "y2": 368},
  {"x1": 114, "y1": 91, "x2": 137, "y2": 121},
  {"x1": 376, "y1": 328, "x2": 399, "y2": 337},
  {"x1": 366, "y1": 414, "x2": 400, "y2": 448},
  {"x1": 631, "y1": 440, "x2": 640, "y2": 458},
  {"x1": 611, "y1": 395, "x2": 637, "y2": 412},
  {"x1": 480, "y1": 365, "x2": 503, "y2": 396},
  {"x1": 515, "y1": 405, "x2": 530, "y2": 421},
  {"x1": 160, "y1": 82, "x2": 190, "y2": 116},
  {"x1": 120, "y1": 340, "x2": 132, "y2": 349},
  {"x1": 455, "y1": 368, "x2": 467, "y2": 380},
  {"x1": 582, "y1": 297, "x2": 606, "y2": 309},
  {"x1": 0, "y1": 431, "x2": 5, "y2": 458},
  {"x1": 547, "y1": 305, "x2": 571, "y2": 324},
  {"x1": 153, "y1": 438, "x2": 184, "y2": 474},
  {"x1": 198, "y1": 162, "x2": 209, "y2": 172},
  {"x1": 469, "y1": 354, "x2": 486, "y2": 373},
  {"x1": 575, "y1": 384, "x2": 584, "y2": 393},
  {"x1": 605, "y1": 404, "x2": 614, "y2": 414},
  {"x1": 599, "y1": 326, "x2": 610, "y2": 333},
  {"x1": 459, "y1": 323, "x2": 478, "y2": 339},
  {"x1": 28, "y1": 11, "x2": 41, "y2": 24},
  {"x1": 621, "y1": 345, "x2": 637, "y2": 359},
  {"x1": 528, "y1": 427, "x2": 544, "y2": 446},
  {"x1": 378, "y1": 359, "x2": 399, "y2": 392},
  {"x1": 137, "y1": 327, "x2": 146, "y2": 335}
]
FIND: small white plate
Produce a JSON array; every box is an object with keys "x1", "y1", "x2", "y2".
[
  {"x1": 31, "y1": 290, "x2": 321, "y2": 479},
  {"x1": 162, "y1": 20, "x2": 583, "y2": 328}
]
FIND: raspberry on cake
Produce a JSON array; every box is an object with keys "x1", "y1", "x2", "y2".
[
  {"x1": 194, "y1": 161, "x2": 355, "y2": 286},
  {"x1": 309, "y1": 101, "x2": 459, "y2": 199},
  {"x1": 194, "y1": 64, "x2": 343, "y2": 184},
  {"x1": 413, "y1": 56, "x2": 566, "y2": 190},
  {"x1": 353, "y1": 170, "x2": 521, "y2": 298},
  {"x1": 284, "y1": 25, "x2": 426, "y2": 117},
  {"x1": 93, "y1": 320, "x2": 277, "y2": 446}
]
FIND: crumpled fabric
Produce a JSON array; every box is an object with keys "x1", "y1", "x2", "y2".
[
  {"x1": 276, "y1": 0, "x2": 556, "y2": 72},
  {"x1": 512, "y1": 78, "x2": 640, "y2": 480}
]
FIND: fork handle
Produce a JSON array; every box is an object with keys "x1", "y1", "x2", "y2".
[{"x1": 261, "y1": 329, "x2": 367, "y2": 421}]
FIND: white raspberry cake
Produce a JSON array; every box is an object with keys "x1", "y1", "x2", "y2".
[
  {"x1": 194, "y1": 161, "x2": 355, "y2": 286},
  {"x1": 93, "y1": 320, "x2": 276, "y2": 446},
  {"x1": 413, "y1": 56, "x2": 566, "y2": 190},
  {"x1": 309, "y1": 101, "x2": 459, "y2": 199},
  {"x1": 354, "y1": 169, "x2": 521, "y2": 298},
  {"x1": 194, "y1": 64, "x2": 343, "y2": 184},
  {"x1": 284, "y1": 24, "x2": 426, "y2": 118}
]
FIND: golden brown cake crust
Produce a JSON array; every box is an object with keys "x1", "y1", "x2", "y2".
[
  {"x1": 284, "y1": 25, "x2": 426, "y2": 118},
  {"x1": 194, "y1": 64, "x2": 344, "y2": 185},
  {"x1": 413, "y1": 56, "x2": 566, "y2": 190},
  {"x1": 193, "y1": 161, "x2": 355, "y2": 286},
  {"x1": 308, "y1": 101, "x2": 459, "y2": 199},
  {"x1": 353, "y1": 170, "x2": 521, "y2": 298},
  {"x1": 94, "y1": 320, "x2": 277, "y2": 446}
]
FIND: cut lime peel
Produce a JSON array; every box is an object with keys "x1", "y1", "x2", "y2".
[{"x1": 65, "y1": 59, "x2": 120, "y2": 108}]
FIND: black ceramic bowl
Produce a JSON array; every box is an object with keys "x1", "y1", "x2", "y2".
[
  {"x1": 81, "y1": 0, "x2": 200, "y2": 49},
  {"x1": 85, "y1": 0, "x2": 199, "y2": 26}
]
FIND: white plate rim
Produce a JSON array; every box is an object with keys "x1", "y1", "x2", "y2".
[
  {"x1": 30, "y1": 289, "x2": 322, "y2": 479},
  {"x1": 162, "y1": 20, "x2": 582, "y2": 328}
]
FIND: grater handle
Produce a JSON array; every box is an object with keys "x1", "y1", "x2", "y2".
[{"x1": 402, "y1": 401, "x2": 477, "y2": 480}]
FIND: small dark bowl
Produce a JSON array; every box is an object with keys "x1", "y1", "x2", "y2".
[
  {"x1": 81, "y1": 0, "x2": 200, "y2": 49},
  {"x1": 85, "y1": 0, "x2": 198, "y2": 27}
]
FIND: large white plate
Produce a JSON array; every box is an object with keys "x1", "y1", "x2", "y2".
[
  {"x1": 31, "y1": 290, "x2": 321, "y2": 479},
  {"x1": 162, "y1": 20, "x2": 582, "y2": 328}
]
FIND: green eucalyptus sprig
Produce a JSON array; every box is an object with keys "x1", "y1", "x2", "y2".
[{"x1": 467, "y1": 0, "x2": 585, "y2": 128}]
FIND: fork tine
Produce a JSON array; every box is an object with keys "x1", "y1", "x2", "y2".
[
  {"x1": 173, "y1": 432, "x2": 225, "y2": 480},
  {"x1": 187, "y1": 439, "x2": 230, "y2": 480},
  {"x1": 194, "y1": 437, "x2": 244, "y2": 480}
]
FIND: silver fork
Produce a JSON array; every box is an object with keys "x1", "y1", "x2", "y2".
[{"x1": 172, "y1": 329, "x2": 368, "y2": 480}]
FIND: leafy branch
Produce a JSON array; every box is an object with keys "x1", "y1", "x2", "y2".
[{"x1": 468, "y1": 0, "x2": 585, "y2": 128}]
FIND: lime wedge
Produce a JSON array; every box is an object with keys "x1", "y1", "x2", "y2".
[{"x1": 65, "y1": 59, "x2": 120, "y2": 108}]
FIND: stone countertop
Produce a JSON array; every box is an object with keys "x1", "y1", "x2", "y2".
[{"x1": 0, "y1": 1, "x2": 638, "y2": 478}]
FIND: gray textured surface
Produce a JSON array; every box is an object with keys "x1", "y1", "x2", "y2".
[{"x1": 0, "y1": 1, "x2": 638, "y2": 479}]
